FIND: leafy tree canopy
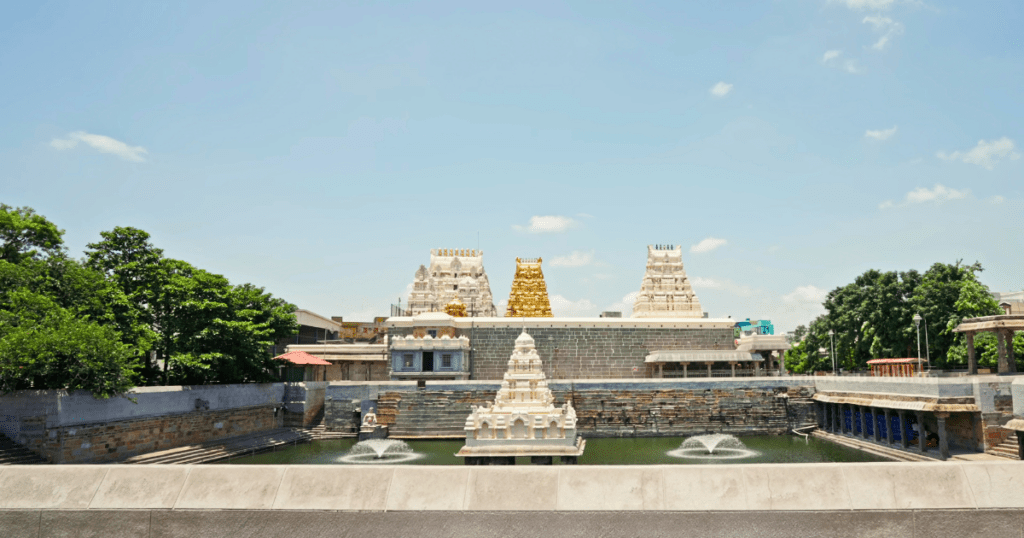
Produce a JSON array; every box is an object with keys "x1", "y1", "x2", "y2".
[{"x1": 786, "y1": 261, "x2": 1005, "y2": 373}]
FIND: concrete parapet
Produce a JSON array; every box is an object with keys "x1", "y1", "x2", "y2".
[{"x1": 4, "y1": 462, "x2": 1024, "y2": 512}]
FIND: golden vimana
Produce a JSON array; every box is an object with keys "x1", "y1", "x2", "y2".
[{"x1": 505, "y1": 257, "x2": 553, "y2": 317}]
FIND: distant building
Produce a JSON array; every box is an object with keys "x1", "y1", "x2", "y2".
[
  {"x1": 270, "y1": 309, "x2": 342, "y2": 355},
  {"x1": 407, "y1": 248, "x2": 498, "y2": 316},
  {"x1": 993, "y1": 291, "x2": 1024, "y2": 315},
  {"x1": 599, "y1": 311, "x2": 622, "y2": 318},
  {"x1": 632, "y1": 245, "x2": 703, "y2": 318}
]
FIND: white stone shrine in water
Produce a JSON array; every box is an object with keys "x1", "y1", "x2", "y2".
[{"x1": 457, "y1": 329, "x2": 585, "y2": 464}]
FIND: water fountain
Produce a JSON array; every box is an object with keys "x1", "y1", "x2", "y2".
[
  {"x1": 667, "y1": 433, "x2": 759, "y2": 460},
  {"x1": 338, "y1": 439, "x2": 422, "y2": 464}
]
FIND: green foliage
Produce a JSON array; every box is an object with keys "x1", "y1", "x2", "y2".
[
  {"x1": 0, "y1": 204, "x2": 65, "y2": 263},
  {"x1": 85, "y1": 229, "x2": 298, "y2": 386},
  {"x1": 0, "y1": 290, "x2": 139, "y2": 397},
  {"x1": 2, "y1": 204, "x2": 298, "y2": 395},
  {"x1": 794, "y1": 261, "x2": 1002, "y2": 373}
]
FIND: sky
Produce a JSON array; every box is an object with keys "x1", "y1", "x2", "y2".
[{"x1": 2, "y1": 0, "x2": 1023, "y2": 332}]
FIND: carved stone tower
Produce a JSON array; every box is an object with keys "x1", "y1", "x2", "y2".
[
  {"x1": 407, "y1": 248, "x2": 497, "y2": 316},
  {"x1": 632, "y1": 244, "x2": 703, "y2": 318},
  {"x1": 505, "y1": 258, "x2": 553, "y2": 317}
]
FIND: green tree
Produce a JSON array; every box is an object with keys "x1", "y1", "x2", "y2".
[{"x1": 0, "y1": 204, "x2": 64, "y2": 263}]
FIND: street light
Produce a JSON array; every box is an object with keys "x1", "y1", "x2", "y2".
[
  {"x1": 828, "y1": 329, "x2": 837, "y2": 376},
  {"x1": 913, "y1": 314, "x2": 923, "y2": 377}
]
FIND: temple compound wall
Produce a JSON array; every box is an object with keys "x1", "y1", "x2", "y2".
[
  {"x1": 386, "y1": 316, "x2": 737, "y2": 381},
  {"x1": 324, "y1": 379, "x2": 816, "y2": 438},
  {"x1": 0, "y1": 384, "x2": 294, "y2": 463}
]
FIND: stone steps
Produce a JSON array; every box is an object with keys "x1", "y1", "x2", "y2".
[
  {"x1": 988, "y1": 433, "x2": 1020, "y2": 460},
  {"x1": 810, "y1": 430, "x2": 937, "y2": 462},
  {"x1": 122, "y1": 428, "x2": 314, "y2": 464},
  {"x1": 0, "y1": 434, "x2": 46, "y2": 465}
]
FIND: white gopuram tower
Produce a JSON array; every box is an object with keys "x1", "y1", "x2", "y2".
[
  {"x1": 632, "y1": 244, "x2": 704, "y2": 318},
  {"x1": 457, "y1": 329, "x2": 585, "y2": 464},
  {"x1": 407, "y1": 248, "x2": 497, "y2": 316}
]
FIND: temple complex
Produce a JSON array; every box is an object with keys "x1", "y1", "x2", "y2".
[
  {"x1": 505, "y1": 257, "x2": 553, "y2": 317},
  {"x1": 457, "y1": 329, "x2": 584, "y2": 464},
  {"x1": 632, "y1": 244, "x2": 704, "y2": 318},
  {"x1": 407, "y1": 248, "x2": 497, "y2": 316}
]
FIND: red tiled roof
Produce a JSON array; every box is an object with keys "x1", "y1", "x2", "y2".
[
  {"x1": 866, "y1": 358, "x2": 919, "y2": 365},
  {"x1": 273, "y1": 350, "x2": 331, "y2": 366}
]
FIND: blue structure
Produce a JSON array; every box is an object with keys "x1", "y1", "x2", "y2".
[
  {"x1": 389, "y1": 334, "x2": 471, "y2": 380},
  {"x1": 735, "y1": 318, "x2": 774, "y2": 336}
]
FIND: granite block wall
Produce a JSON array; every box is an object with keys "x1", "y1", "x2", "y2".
[
  {"x1": 363, "y1": 383, "x2": 815, "y2": 438},
  {"x1": 389, "y1": 326, "x2": 736, "y2": 380},
  {"x1": 34, "y1": 405, "x2": 281, "y2": 463}
]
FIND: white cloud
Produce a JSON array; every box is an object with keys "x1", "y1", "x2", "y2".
[
  {"x1": 549, "y1": 294, "x2": 598, "y2": 317},
  {"x1": 603, "y1": 292, "x2": 639, "y2": 318},
  {"x1": 936, "y1": 137, "x2": 1021, "y2": 170},
  {"x1": 783, "y1": 285, "x2": 829, "y2": 304},
  {"x1": 861, "y1": 15, "x2": 904, "y2": 51},
  {"x1": 839, "y1": 0, "x2": 896, "y2": 9},
  {"x1": 865, "y1": 125, "x2": 898, "y2": 141},
  {"x1": 822, "y1": 50, "x2": 842, "y2": 62},
  {"x1": 49, "y1": 131, "x2": 148, "y2": 162},
  {"x1": 843, "y1": 60, "x2": 863, "y2": 74},
  {"x1": 690, "y1": 237, "x2": 728, "y2": 253},
  {"x1": 879, "y1": 184, "x2": 970, "y2": 209},
  {"x1": 691, "y1": 276, "x2": 722, "y2": 289},
  {"x1": 709, "y1": 82, "x2": 733, "y2": 98},
  {"x1": 862, "y1": 15, "x2": 895, "y2": 28},
  {"x1": 550, "y1": 250, "x2": 594, "y2": 267},
  {"x1": 691, "y1": 276, "x2": 753, "y2": 296},
  {"x1": 991, "y1": 195, "x2": 1005, "y2": 204},
  {"x1": 512, "y1": 215, "x2": 580, "y2": 234}
]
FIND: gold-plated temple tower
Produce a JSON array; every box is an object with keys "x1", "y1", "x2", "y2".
[{"x1": 505, "y1": 258, "x2": 553, "y2": 317}]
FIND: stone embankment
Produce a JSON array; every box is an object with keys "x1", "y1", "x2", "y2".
[{"x1": 362, "y1": 380, "x2": 817, "y2": 438}]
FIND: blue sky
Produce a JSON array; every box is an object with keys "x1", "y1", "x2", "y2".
[{"x1": 2, "y1": 0, "x2": 1022, "y2": 331}]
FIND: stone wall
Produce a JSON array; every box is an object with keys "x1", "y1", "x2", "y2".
[
  {"x1": 389, "y1": 326, "x2": 736, "y2": 380},
  {"x1": 0, "y1": 382, "x2": 320, "y2": 463},
  {"x1": 37, "y1": 405, "x2": 281, "y2": 463},
  {"x1": 348, "y1": 379, "x2": 816, "y2": 438}
]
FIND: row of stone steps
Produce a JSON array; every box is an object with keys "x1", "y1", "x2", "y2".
[
  {"x1": 0, "y1": 434, "x2": 46, "y2": 465},
  {"x1": 810, "y1": 430, "x2": 938, "y2": 462},
  {"x1": 383, "y1": 391, "x2": 480, "y2": 438},
  {"x1": 988, "y1": 432, "x2": 1020, "y2": 460},
  {"x1": 309, "y1": 423, "x2": 355, "y2": 440},
  {"x1": 122, "y1": 428, "x2": 314, "y2": 465}
]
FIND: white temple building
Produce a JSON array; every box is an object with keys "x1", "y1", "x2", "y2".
[
  {"x1": 632, "y1": 244, "x2": 704, "y2": 318},
  {"x1": 457, "y1": 329, "x2": 584, "y2": 464},
  {"x1": 407, "y1": 248, "x2": 498, "y2": 316}
]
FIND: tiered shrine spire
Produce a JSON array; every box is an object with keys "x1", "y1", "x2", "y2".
[{"x1": 505, "y1": 257, "x2": 553, "y2": 317}]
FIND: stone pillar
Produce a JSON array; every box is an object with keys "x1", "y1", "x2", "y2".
[
  {"x1": 730, "y1": 362, "x2": 737, "y2": 378},
  {"x1": 779, "y1": 350, "x2": 786, "y2": 376},
  {"x1": 871, "y1": 408, "x2": 880, "y2": 442},
  {"x1": 658, "y1": 363, "x2": 663, "y2": 379},
  {"x1": 997, "y1": 330, "x2": 1010, "y2": 374},
  {"x1": 706, "y1": 362, "x2": 713, "y2": 378},
  {"x1": 683, "y1": 362, "x2": 688, "y2": 378},
  {"x1": 859, "y1": 406, "x2": 868, "y2": 438},
  {"x1": 935, "y1": 412, "x2": 950, "y2": 461},
  {"x1": 1006, "y1": 330, "x2": 1017, "y2": 374},
  {"x1": 966, "y1": 331, "x2": 977, "y2": 375},
  {"x1": 884, "y1": 409, "x2": 893, "y2": 445},
  {"x1": 899, "y1": 411, "x2": 909, "y2": 449},
  {"x1": 915, "y1": 412, "x2": 927, "y2": 453}
]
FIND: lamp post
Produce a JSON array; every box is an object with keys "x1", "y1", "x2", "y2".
[
  {"x1": 828, "y1": 329, "x2": 837, "y2": 376},
  {"x1": 913, "y1": 314, "x2": 922, "y2": 377}
]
